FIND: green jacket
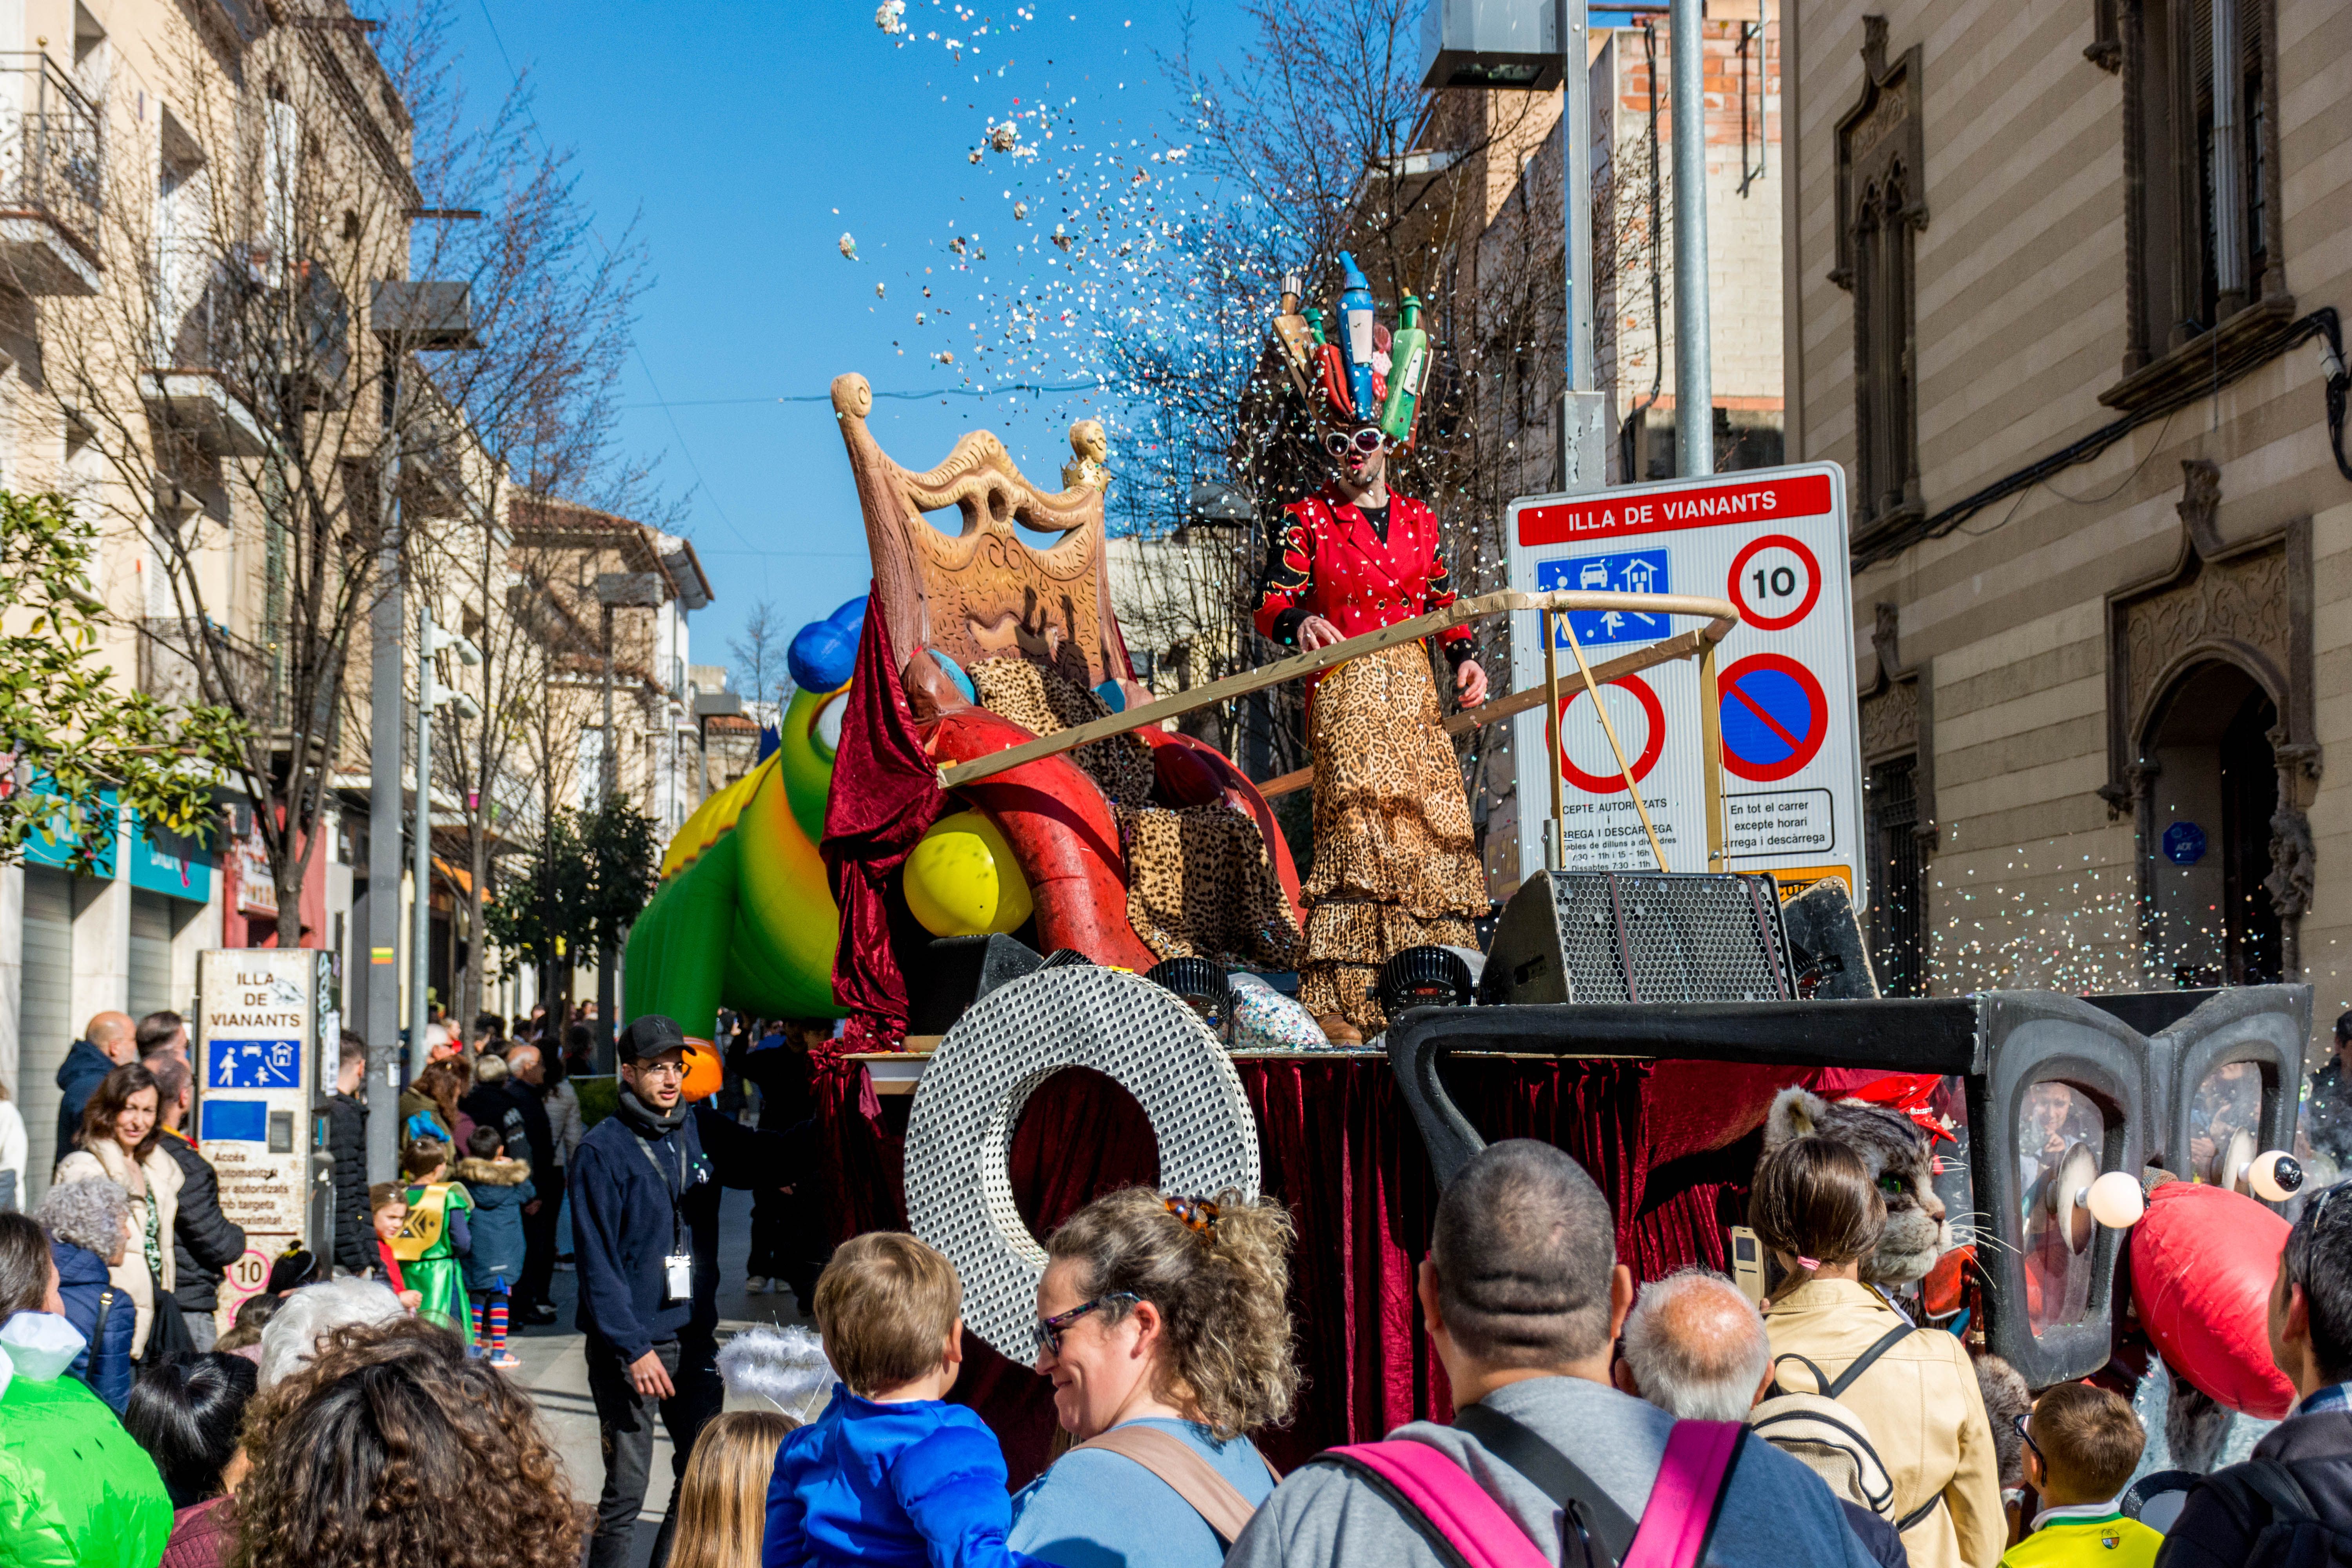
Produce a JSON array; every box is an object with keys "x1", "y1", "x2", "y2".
[{"x1": 0, "y1": 1352, "x2": 174, "y2": 1568}]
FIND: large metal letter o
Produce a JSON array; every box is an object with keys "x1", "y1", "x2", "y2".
[{"x1": 904, "y1": 965, "x2": 1261, "y2": 1363}]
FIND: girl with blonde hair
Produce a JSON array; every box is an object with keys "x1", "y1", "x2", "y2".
[{"x1": 668, "y1": 1410, "x2": 796, "y2": 1568}]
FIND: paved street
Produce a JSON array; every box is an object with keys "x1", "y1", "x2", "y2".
[{"x1": 503, "y1": 1185, "x2": 809, "y2": 1567}]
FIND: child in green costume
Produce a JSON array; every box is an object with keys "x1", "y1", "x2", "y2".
[{"x1": 390, "y1": 1140, "x2": 473, "y2": 1333}]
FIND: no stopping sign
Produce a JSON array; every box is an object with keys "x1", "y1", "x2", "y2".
[{"x1": 1718, "y1": 654, "x2": 1829, "y2": 782}]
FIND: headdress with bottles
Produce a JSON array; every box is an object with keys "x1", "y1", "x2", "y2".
[{"x1": 1267, "y1": 252, "x2": 1435, "y2": 449}]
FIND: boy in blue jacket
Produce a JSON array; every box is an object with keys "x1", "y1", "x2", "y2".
[
  {"x1": 764, "y1": 1232, "x2": 1038, "y2": 1568},
  {"x1": 458, "y1": 1125, "x2": 535, "y2": 1367}
]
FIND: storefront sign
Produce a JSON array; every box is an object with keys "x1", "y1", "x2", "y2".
[
  {"x1": 128, "y1": 815, "x2": 218, "y2": 902},
  {"x1": 18, "y1": 780, "x2": 117, "y2": 878}
]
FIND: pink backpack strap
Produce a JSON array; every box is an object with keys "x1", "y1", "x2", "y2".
[
  {"x1": 1321, "y1": 1442, "x2": 1552, "y2": 1568},
  {"x1": 1622, "y1": 1421, "x2": 1745, "y2": 1568}
]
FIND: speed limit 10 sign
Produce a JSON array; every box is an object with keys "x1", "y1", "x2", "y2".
[{"x1": 1502, "y1": 462, "x2": 1863, "y2": 907}]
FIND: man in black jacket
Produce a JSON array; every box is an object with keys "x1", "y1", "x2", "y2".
[
  {"x1": 572, "y1": 1014, "x2": 791, "y2": 1568},
  {"x1": 149, "y1": 1054, "x2": 248, "y2": 1350},
  {"x1": 505, "y1": 1043, "x2": 561, "y2": 1323},
  {"x1": 54, "y1": 1010, "x2": 133, "y2": 1155},
  {"x1": 318, "y1": 1030, "x2": 372, "y2": 1274},
  {"x1": 2157, "y1": 1183, "x2": 2352, "y2": 1566}
]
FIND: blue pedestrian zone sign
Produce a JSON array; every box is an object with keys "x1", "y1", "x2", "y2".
[
  {"x1": 209, "y1": 1038, "x2": 302, "y2": 1090},
  {"x1": 1537, "y1": 550, "x2": 1672, "y2": 647}
]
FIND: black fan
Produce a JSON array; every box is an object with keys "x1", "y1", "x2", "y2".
[
  {"x1": 1145, "y1": 956, "x2": 1236, "y2": 1040},
  {"x1": 1380, "y1": 946, "x2": 1476, "y2": 1017}
]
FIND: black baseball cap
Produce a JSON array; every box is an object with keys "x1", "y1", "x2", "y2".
[{"x1": 618, "y1": 1014, "x2": 694, "y2": 1062}]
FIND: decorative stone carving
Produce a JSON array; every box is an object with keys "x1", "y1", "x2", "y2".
[
  {"x1": 1860, "y1": 679, "x2": 1919, "y2": 761},
  {"x1": 2086, "y1": 0, "x2": 2122, "y2": 71},
  {"x1": 2267, "y1": 806, "x2": 2315, "y2": 919},
  {"x1": 1831, "y1": 20, "x2": 1928, "y2": 290},
  {"x1": 2176, "y1": 458, "x2": 2224, "y2": 559}
]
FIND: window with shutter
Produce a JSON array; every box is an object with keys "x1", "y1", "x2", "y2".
[{"x1": 2114, "y1": 0, "x2": 2287, "y2": 387}]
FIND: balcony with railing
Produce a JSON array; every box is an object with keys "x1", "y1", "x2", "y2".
[{"x1": 0, "y1": 54, "x2": 101, "y2": 295}]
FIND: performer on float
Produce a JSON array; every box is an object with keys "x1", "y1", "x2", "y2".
[{"x1": 1252, "y1": 259, "x2": 1486, "y2": 1044}]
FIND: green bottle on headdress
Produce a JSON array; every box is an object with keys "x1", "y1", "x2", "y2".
[{"x1": 1379, "y1": 294, "x2": 1430, "y2": 445}]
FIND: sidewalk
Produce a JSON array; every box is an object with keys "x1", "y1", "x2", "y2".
[{"x1": 504, "y1": 1185, "x2": 811, "y2": 1567}]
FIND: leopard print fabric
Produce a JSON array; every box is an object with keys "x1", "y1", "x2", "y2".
[
  {"x1": 968, "y1": 657, "x2": 1158, "y2": 804},
  {"x1": 966, "y1": 655, "x2": 1303, "y2": 965},
  {"x1": 1116, "y1": 803, "x2": 1305, "y2": 969},
  {"x1": 1296, "y1": 640, "x2": 1488, "y2": 1033}
]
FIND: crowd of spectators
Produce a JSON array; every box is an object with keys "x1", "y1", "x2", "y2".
[{"x1": 13, "y1": 999, "x2": 2352, "y2": 1568}]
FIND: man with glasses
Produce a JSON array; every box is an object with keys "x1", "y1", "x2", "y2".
[
  {"x1": 1250, "y1": 419, "x2": 1488, "y2": 1045},
  {"x1": 570, "y1": 1013, "x2": 793, "y2": 1568},
  {"x1": 2155, "y1": 1181, "x2": 2352, "y2": 1566}
]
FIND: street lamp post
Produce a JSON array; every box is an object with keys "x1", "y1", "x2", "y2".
[{"x1": 364, "y1": 277, "x2": 477, "y2": 1187}]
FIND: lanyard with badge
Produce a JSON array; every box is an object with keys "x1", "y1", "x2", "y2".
[{"x1": 636, "y1": 1132, "x2": 695, "y2": 1304}]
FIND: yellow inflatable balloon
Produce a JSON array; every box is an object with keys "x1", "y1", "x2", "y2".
[{"x1": 904, "y1": 809, "x2": 1033, "y2": 937}]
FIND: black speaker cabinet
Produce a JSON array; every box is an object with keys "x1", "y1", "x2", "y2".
[
  {"x1": 1480, "y1": 870, "x2": 1796, "y2": 1005},
  {"x1": 906, "y1": 933, "x2": 1045, "y2": 1035},
  {"x1": 1779, "y1": 877, "x2": 1880, "y2": 1000}
]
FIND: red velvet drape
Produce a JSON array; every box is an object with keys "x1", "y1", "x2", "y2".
[
  {"x1": 813, "y1": 1054, "x2": 1825, "y2": 1486},
  {"x1": 819, "y1": 592, "x2": 946, "y2": 1048}
]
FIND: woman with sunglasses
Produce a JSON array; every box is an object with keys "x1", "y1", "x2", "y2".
[
  {"x1": 1251, "y1": 421, "x2": 1488, "y2": 1045},
  {"x1": 1006, "y1": 1187, "x2": 1297, "y2": 1568}
]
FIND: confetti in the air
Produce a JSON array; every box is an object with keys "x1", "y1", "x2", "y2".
[
  {"x1": 875, "y1": 0, "x2": 905, "y2": 32},
  {"x1": 837, "y1": 232, "x2": 858, "y2": 260}
]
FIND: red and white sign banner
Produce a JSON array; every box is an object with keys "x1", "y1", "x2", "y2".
[{"x1": 1503, "y1": 463, "x2": 1863, "y2": 900}]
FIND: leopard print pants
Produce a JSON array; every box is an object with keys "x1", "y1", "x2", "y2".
[{"x1": 1298, "y1": 641, "x2": 1486, "y2": 1033}]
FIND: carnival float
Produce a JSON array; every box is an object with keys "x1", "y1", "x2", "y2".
[{"x1": 624, "y1": 267, "x2": 2321, "y2": 1486}]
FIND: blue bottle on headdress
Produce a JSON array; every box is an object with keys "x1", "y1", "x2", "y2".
[{"x1": 1336, "y1": 252, "x2": 1377, "y2": 420}]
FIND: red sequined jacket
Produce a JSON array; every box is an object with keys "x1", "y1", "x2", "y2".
[{"x1": 1250, "y1": 489, "x2": 1475, "y2": 663}]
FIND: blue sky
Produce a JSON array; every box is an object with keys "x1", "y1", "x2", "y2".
[{"x1": 441, "y1": 0, "x2": 1253, "y2": 682}]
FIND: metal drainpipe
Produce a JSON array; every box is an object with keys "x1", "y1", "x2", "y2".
[{"x1": 1671, "y1": 0, "x2": 1713, "y2": 476}]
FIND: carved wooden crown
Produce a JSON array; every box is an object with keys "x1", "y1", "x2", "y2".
[{"x1": 830, "y1": 372, "x2": 1134, "y2": 717}]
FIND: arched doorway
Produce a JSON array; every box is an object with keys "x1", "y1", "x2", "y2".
[{"x1": 2140, "y1": 661, "x2": 2281, "y2": 986}]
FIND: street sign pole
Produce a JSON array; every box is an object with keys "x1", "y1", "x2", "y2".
[
  {"x1": 1559, "y1": 0, "x2": 1605, "y2": 492},
  {"x1": 1671, "y1": 0, "x2": 1714, "y2": 477},
  {"x1": 412, "y1": 604, "x2": 436, "y2": 1080},
  {"x1": 365, "y1": 365, "x2": 404, "y2": 1189}
]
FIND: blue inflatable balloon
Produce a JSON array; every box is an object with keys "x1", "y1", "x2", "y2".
[
  {"x1": 788, "y1": 618, "x2": 857, "y2": 694},
  {"x1": 829, "y1": 595, "x2": 868, "y2": 630}
]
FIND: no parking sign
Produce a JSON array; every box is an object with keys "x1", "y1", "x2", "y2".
[{"x1": 1503, "y1": 463, "x2": 1863, "y2": 904}]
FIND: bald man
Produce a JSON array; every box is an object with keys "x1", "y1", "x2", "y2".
[{"x1": 54, "y1": 1011, "x2": 134, "y2": 1156}]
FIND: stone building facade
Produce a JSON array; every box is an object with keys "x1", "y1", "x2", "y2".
[{"x1": 1781, "y1": 3, "x2": 2352, "y2": 1047}]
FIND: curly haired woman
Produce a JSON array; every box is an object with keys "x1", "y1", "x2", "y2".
[
  {"x1": 1007, "y1": 1187, "x2": 1298, "y2": 1568},
  {"x1": 233, "y1": 1315, "x2": 583, "y2": 1568}
]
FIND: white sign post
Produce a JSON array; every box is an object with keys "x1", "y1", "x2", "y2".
[
  {"x1": 1504, "y1": 463, "x2": 1865, "y2": 906},
  {"x1": 197, "y1": 947, "x2": 339, "y2": 1330}
]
